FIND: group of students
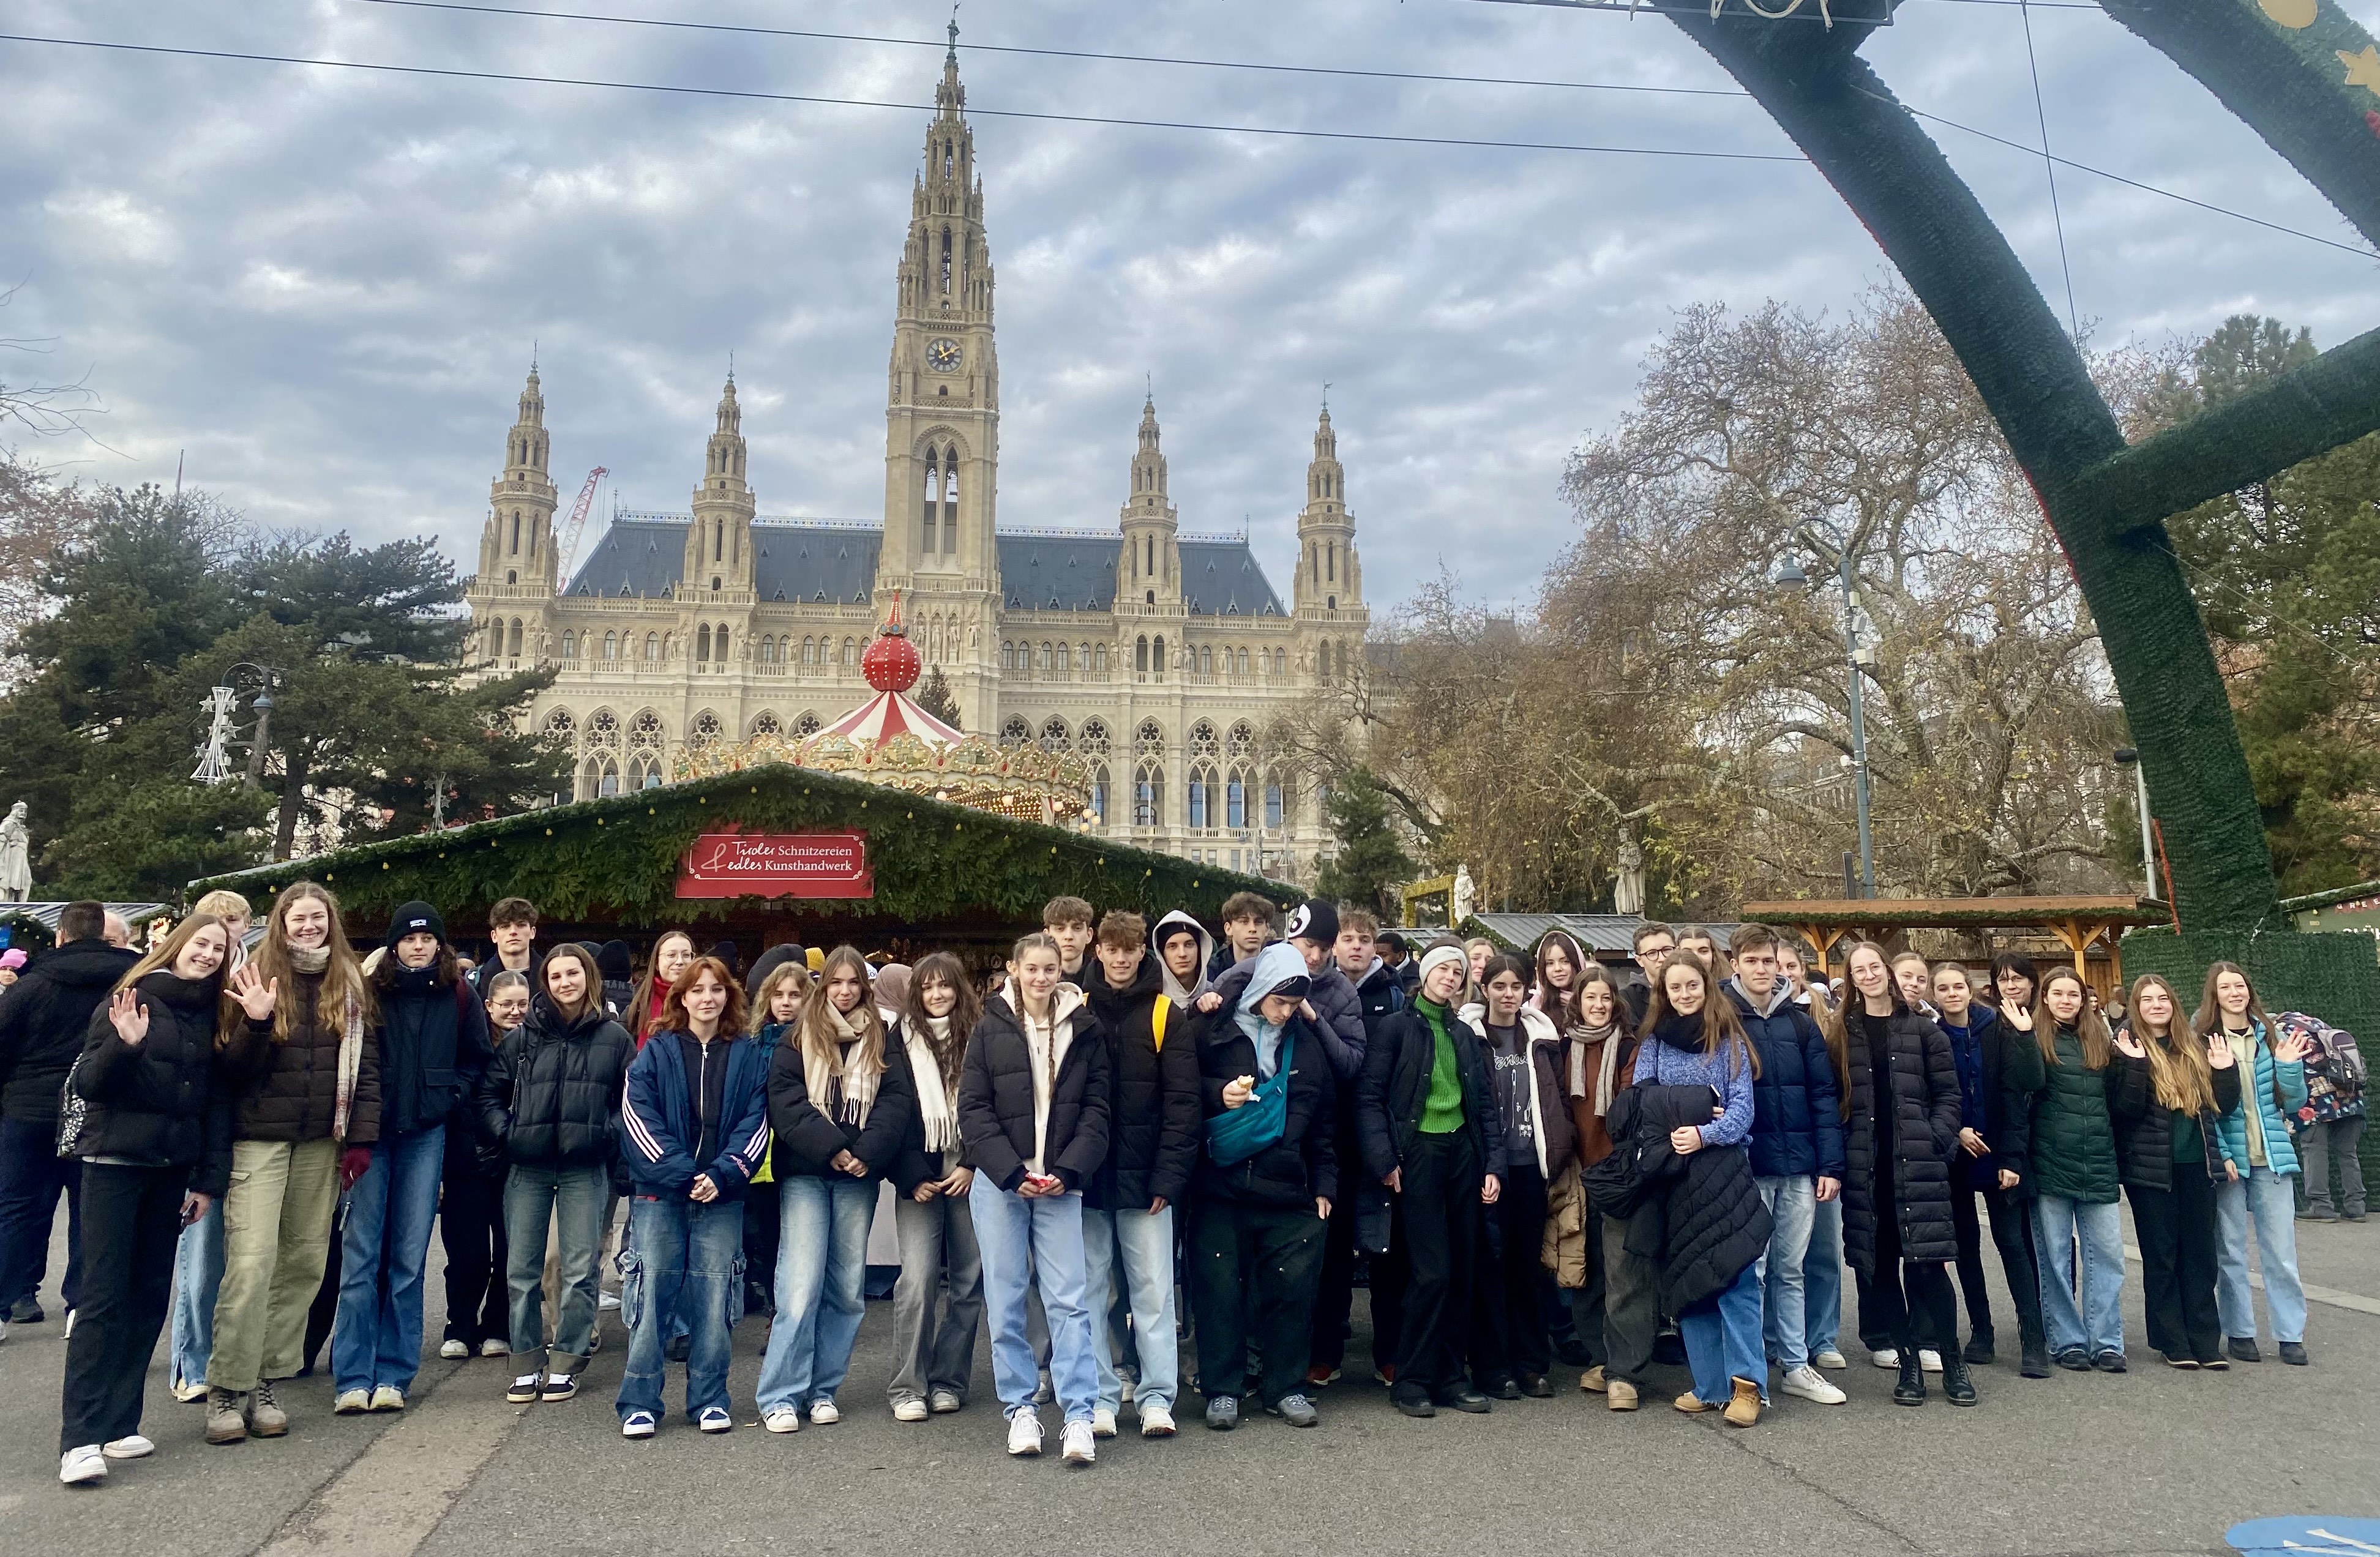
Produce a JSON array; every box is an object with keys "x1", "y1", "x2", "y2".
[{"x1": 18, "y1": 883, "x2": 2345, "y2": 1485}]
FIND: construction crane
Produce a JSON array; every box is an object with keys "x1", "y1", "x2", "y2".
[{"x1": 554, "y1": 466, "x2": 608, "y2": 581}]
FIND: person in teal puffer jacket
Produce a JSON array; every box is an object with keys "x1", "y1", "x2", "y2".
[
  {"x1": 2017, "y1": 968, "x2": 2127, "y2": 1373},
  {"x1": 2191, "y1": 961, "x2": 2314, "y2": 1366}
]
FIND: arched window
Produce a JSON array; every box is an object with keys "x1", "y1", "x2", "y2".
[
  {"x1": 627, "y1": 710, "x2": 666, "y2": 790},
  {"x1": 802, "y1": 637, "x2": 815, "y2": 666},
  {"x1": 940, "y1": 226, "x2": 953, "y2": 294},
  {"x1": 715, "y1": 625, "x2": 729, "y2": 662},
  {"x1": 751, "y1": 712, "x2": 782, "y2": 736},
  {"x1": 1227, "y1": 771, "x2": 1248, "y2": 830},
  {"x1": 1317, "y1": 640, "x2": 1332, "y2": 683},
  {"x1": 690, "y1": 712, "x2": 723, "y2": 748},
  {"x1": 1266, "y1": 775, "x2": 1287, "y2": 829},
  {"x1": 941, "y1": 456, "x2": 957, "y2": 551},
  {"x1": 507, "y1": 619, "x2": 523, "y2": 657},
  {"x1": 1079, "y1": 719, "x2": 1111, "y2": 756},
  {"x1": 1227, "y1": 722, "x2": 1254, "y2": 761},
  {"x1": 589, "y1": 756, "x2": 621, "y2": 798},
  {"x1": 561, "y1": 631, "x2": 577, "y2": 660},
  {"x1": 1094, "y1": 643, "x2": 1108, "y2": 674},
  {"x1": 1198, "y1": 645, "x2": 1213, "y2": 676},
  {"x1": 1134, "y1": 635, "x2": 1148, "y2": 674},
  {"x1": 510, "y1": 512, "x2": 520, "y2": 554},
  {"x1": 644, "y1": 632, "x2": 659, "y2": 662},
  {"x1": 1133, "y1": 763, "x2": 1163, "y2": 827},
  {"x1": 586, "y1": 709, "x2": 620, "y2": 750},
  {"x1": 697, "y1": 624, "x2": 712, "y2": 663},
  {"x1": 1136, "y1": 720, "x2": 1164, "y2": 758},
  {"x1": 842, "y1": 637, "x2": 856, "y2": 667},
  {"x1": 1001, "y1": 641, "x2": 1014, "y2": 671},
  {"x1": 1057, "y1": 643, "x2": 1072, "y2": 675},
  {"x1": 793, "y1": 711, "x2": 822, "y2": 736},
  {"x1": 602, "y1": 632, "x2": 618, "y2": 661},
  {"x1": 1039, "y1": 642, "x2": 1053, "y2": 674},
  {"x1": 1000, "y1": 716, "x2": 1030, "y2": 746},
  {"x1": 1189, "y1": 722, "x2": 1219, "y2": 760},
  {"x1": 922, "y1": 446, "x2": 941, "y2": 556},
  {"x1": 1187, "y1": 766, "x2": 1212, "y2": 831},
  {"x1": 1151, "y1": 636, "x2": 1166, "y2": 679},
  {"x1": 1090, "y1": 766, "x2": 1109, "y2": 824},
  {"x1": 544, "y1": 708, "x2": 577, "y2": 747},
  {"x1": 1040, "y1": 718, "x2": 1071, "y2": 753}
]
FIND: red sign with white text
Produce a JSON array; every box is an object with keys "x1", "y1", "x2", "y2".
[{"x1": 675, "y1": 831, "x2": 874, "y2": 900}]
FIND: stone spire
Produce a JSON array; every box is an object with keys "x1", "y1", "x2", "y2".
[
  {"x1": 1119, "y1": 392, "x2": 1180, "y2": 609},
  {"x1": 479, "y1": 359, "x2": 558, "y2": 588},
  {"x1": 686, "y1": 371, "x2": 757, "y2": 594},
  {"x1": 1294, "y1": 402, "x2": 1361, "y2": 614}
]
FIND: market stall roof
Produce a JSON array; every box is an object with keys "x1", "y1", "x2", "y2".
[
  {"x1": 1459, "y1": 913, "x2": 1740, "y2": 962},
  {"x1": 1738, "y1": 895, "x2": 2171, "y2": 984},
  {"x1": 185, "y1": 763, "x2": 1295, "y2": 937}
]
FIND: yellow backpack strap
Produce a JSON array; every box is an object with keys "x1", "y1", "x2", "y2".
[{"x1": 1152, "y1": 994, "x2": 1171, "y2": 1051}]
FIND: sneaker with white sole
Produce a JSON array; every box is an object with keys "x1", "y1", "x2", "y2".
[
  {"x1": 1919, "y1": 1349, "x2": 1944, "y2": 1374},
  {"x1": 929, "y1": 1390, "x2": 962, "y2": 1414},
  {"x1": 1006, "y1": 1408, "x2": 1044, "y2": 1457},
  {"x1": 697, "y1": 1407, "x2": 732, "y2": 1434},
  {"x1": 334, "y1": 1389, "x2": 371, "y2": 1414},
  {"x1": 171, "y1": 1377, "x2": 209, "y2": 1403},
  {"x1": 507, "y1": 1373, "x2": 542, "y2": 1404},
  {"x1": 1060, "y1": 1419, "x2": 1096, "y2": 1466},
  {"x1": 1814, "y1": 1349, "x2": 1849, "y2": 1371},
  {"x1": 598, "y1": 1291, "x2": 621, "y2": 1310},
  {"x1": 1781, "y1": 1365, "x2": 1847, "y2": 1405},
  {"x1": 1139, "y1": 1403, "x2": 1177, "y2": 1437},
  {"x1": 539, "y1": 1374, "x2": 577, "y2": 1403},
  {"x1": 1091, "y1": 1406, "x2": 1118, "y2": 1438},
  {"x1": 809, "y1": 1398, "x2": 840, "y2": 1425},
  {"x1": 370, "y1": 1386, "x2": 406, "y2": 1412},
  {"x1": 1870, "y1": 1348, "x2": 1900, "y2": 1369},
  {"x1": 480, "y1": 1338, "x2": 507, "y2": 1358},
  {"x1": 621, "y1": 1411, "x2": 656, "y2": 1439},
  {"x1": 440, "y1": 1339, "x2": 468, "y2": 1360},
  {"x1": 892, "y1": 1398, "x2": 929, "y2": 1422},
  {"x1": 102, "y1": 1435, "x2": 154, "y2": 1460},
  {"x1": 59, "y1": 1445, "x2": 107, "y2": 1485},
  {"x1": 763, "y1": 1407, "x2": 803, "y2": 1433}
]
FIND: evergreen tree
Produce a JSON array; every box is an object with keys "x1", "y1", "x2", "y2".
[
  {"x1": 913, "y1": 662, "x2": 962, "y2": 727},
  {"x1": 1314, "y1": 767, "x2": 1415, "y2": 920}
]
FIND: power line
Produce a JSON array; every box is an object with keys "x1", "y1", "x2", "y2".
[
  {"x1": 0, "y1": 30, "x2": 1806, "y2": 162},
  {"x1": 2018, "y1": 0, "x2": 2081, "y2": 340}
]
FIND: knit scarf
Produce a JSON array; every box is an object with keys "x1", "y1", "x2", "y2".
[
  {"x1": 902, "y1": 1014, "x2": 960, "y2": 1156},
  {"x1": 806, "y1": 999, "x2": 882, "y2": 1129},
  {"x1": 285, "y1": 947, "x2": 366, "y2": 1141},
  {"x1": 1568, "y1": 1020, "x2": 1622, "y2": 1118}
]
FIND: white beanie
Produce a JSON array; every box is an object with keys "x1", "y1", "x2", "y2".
[{"x1": 1417, "y1": 943, "x2": 1468, "y2": 991}]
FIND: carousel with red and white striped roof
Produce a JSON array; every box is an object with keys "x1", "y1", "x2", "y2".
[{"x1": 672, "y1": 594, "x2": 1094, "y2": 825}]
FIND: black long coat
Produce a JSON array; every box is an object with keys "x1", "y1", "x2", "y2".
[{"x1": 1841, "y1": 1007, "x2": 1963, "y2": 1275}]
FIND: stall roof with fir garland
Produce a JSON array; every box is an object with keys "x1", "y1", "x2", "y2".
[{"x1": 184, "y1": 764, "x2": 1296, "y2": 935}]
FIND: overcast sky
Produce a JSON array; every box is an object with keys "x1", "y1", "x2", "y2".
[{"x1": 4, "y1": 0, "x2": 2377, "y2": 618}]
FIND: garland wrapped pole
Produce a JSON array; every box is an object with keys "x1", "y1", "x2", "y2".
[{"x1": 1668, "y1": 0, "x2": 2380, "y2": 935}]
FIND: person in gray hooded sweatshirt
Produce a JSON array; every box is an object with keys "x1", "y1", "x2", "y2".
[{"x1": 1151, "y1": 911, "x2": 1214, "y2": 1008}]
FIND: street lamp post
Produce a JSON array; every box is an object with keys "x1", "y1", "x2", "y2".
[
  {"x1": 2113, "y1": 747, "x2": 2156, "y2": 898},
  {"x1": 1775, "y1": 528, "x2": 1875, "y2": 899}
]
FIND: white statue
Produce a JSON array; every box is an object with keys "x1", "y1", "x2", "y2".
[
  {"x1": 0, "y1": 802, "x2": 31, "y2": 903},
  {"x1": 1451, "y1": 863, "x2": 1476, "y2": 927},
  {"x1": 1614, "y1": 829, "x2": 1646, "y2": 917}
]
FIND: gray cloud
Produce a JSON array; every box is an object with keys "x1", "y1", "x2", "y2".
[{"x1": 3, "y1": 0, "x2": 2376, "y2": 618}]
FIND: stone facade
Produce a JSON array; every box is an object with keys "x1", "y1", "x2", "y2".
[{"x1": 463, "y1": 44, "x2": 1368, "y2": 881}]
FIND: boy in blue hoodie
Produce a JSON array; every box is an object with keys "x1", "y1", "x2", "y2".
[{"x1": 615, "y1": 956, "x2": 771, "y2": 1438}]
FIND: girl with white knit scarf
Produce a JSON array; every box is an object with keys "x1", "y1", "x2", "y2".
[
  {"x1": 754, "y1": 947, "x2": 917, "y2": 1433},
  {"x1": 885, "y1": 952, "x2": 987, "y2": 1421}
]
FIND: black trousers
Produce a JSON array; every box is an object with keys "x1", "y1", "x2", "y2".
[
  {"x1": 1387, "y1": 1130, "x2": 1482, "y2": 1400},
  {"x1": 1308, "y1": 1121, "x2": 1362, "y2": 1372},
  {"x1": 1469, "y1": 1162, "x2": 1550, "y2": 1383},
  {"x1": 1191, "y1": 1197, "x2": 1325, "y2": 1407},
  {"x1": 740, "y1": 1179, "x2": 780, "y2": 1314},
  {"x1": 2132, "y1": 1175, "x2": 2222, "y2": 1363},
  {"x1": 1570, "y1": 1203, "x2": 1609, "y2": 1369},
  {"x1": 1856, "y1": 1181, "x2": 1959, "y2": 1356},
  {"x1": 1600, "y1": 1207, "x2": 1661, "y2": 1386},
  {"x1": 439, "y1": 1164, "x2": 510, "y2": 1345},
  {"x1": 61, "y1": 1163, "x2": 187, "y2": 1454},
  {"x1": 1945, "y1": 1156, "x2": 2043, "y2": 1350}
]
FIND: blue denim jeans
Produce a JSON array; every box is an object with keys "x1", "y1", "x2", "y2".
[
  {"x1": 2215, "y1": 1165, "x2": 2307, "y2": 1345},
  {"x1": 1803, "y1": 1195, "x2": 1843, "y2": 1356},
  {"x1": 503, "y1": 1161, "x2": 610, "y2": 1373},
  {"x1": 2032, "y1": 1193, "x2": 2125, "y2": 1356},
  {"x1": 1680, "y1": 1258, "x2": 1767, "y2": 1405},
  {"x1": 169, "y1": 1198, "x2": 224, "y2": 1391},
  {"x1": 1082, "y1": 1203, "x2": 1179, "y2": 1414},
  {"x1": 0, "y1": 1113, "x2": 80, "y2": 1313},
  {"x1": 330, "y1": 1125, "x2": 446, "y2": 1395},
  {"x1": 970, "y1": 1178, "x2": 1097, "y2": 1422},
  {"x1": 617, "y1": 1194, "x2": 744, "y2": 1422},
  {"x1": 754, "y1": 1174, "x2": 874, "y2": 1413},
  {"x1": 1754, "y1": 1175, "x2": 1817, "y2": 1372}
]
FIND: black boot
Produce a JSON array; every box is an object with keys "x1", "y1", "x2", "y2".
[
  {"x1": 1892, "y1": 1351, "x2": 1926, "y2": 1406},
  {"x1": 2019, "y1": 1322, "x2": 2051, "y2": 1379},
  {"x1": 1942, "y1": 1351, "x2": 1978, "y2": 1406},
  {"x1": 1961, "y1": 1331, "x2": 1995, "y2": 1367}
]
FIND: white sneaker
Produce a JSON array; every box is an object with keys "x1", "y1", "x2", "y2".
[
  {"x1": 1920, "y1": 1349, "x2": 1944, "y2": 1373},
  {"x1": 1139, "y1": 1403, "x2": 1176, "y2": 1437},
  {"x1": 1871, "y1": 1348, "x2": 1900, "y2": 1368},
  {"x1": 1006, "y1": 1408, "x2": 1044, "y2": 1457},
  {"x1": 440, "y1": 1339, "x2": 469, "y2": 1359},
  {"x1": 171, "y1": 1377, "x2": 209, "y2": 1403},
  {"x1": 1814, "y1": 1349, "x2": 1849, "y2": 1371},
  {"x1": 598, "y1": 1291, "x2": 621, "y2": 1311},
  {"x1": 697, "y1": 1407, "x2": 732, "y2": 1434},
  {"x1": 59, "y1": 1445, "x2": 107, "y2": 1485},
  {"x1": 479, "y1": 1338, "x2": 507, "y2": 1358},
  {"x1": 763, "y1": 1407, "x2": 803, "y2": 1433},
  {"x1": 370, "y1": 1386, "x2": 406, "y2": 1412},
  {"x1": 1060, "y1": 1419, "x2": 1096, "y2": 1466},
  {"x1": 0, "y1": 1318, "x2": 9, "y2": 1344},
  {"x1": 102, "y1": 1435, "x2": 155, "y2": 1460},
  {"x1": 808, "y1": 1398, "x2": 840, "y2": 1425},
  {"x1": 1780, "y1": 1365, "x2": 1847, "y2": 1405},
  {"x1": 1091, "y1": 1405, "x2": 1118, "y2": 1438},
  {"x1": 63, "y1": 1308, "x2": 74, "y2": 1339},
  {"x1": 334, "y1": 1389, "x2": 371, "y2": 1415},
  {"x1": 892, "y1": 1398, "x2": 929, "y2": 1422},
  {"x1": 621, "y1": 1410, "x2": 656, "y2": 1439}
]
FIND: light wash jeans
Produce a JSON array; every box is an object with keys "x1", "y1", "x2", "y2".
[
  {"x1": 755, "y1": 1174, "x2": 874, "y2": 1413},
  {"x1": 170, "y1": 1199, "x2": 225, "y2": 1391},
  {"x1": 2032, "y1": 1193, "x2": 2125, "y2": 1357},
  {"x1": 970, "y1": 1178, "x2": 1097, "y2": 1423},
  {"x1": 1082, "y1": 1203, "x2": 1180, "y2": 1414},
  {"x1": 330, "y1": 1125, "x2": 446, "y2": 1397},
  {"x1": 616, "y1": 1195, "x2": 744, "y2": 1422},
  {"x1": 1754, "y1": 1175, "x2": 1817, "y2": 1372},
  {"x1": 2215, "y1": 1165, "x2": 2307, "y2": 1344},
  {"x1": 1804, "y1": 1195, "x2": 1844, "y2": 1357},
  {"x1": 503, "y1": 1161, "x2": 609, "y2": 1374},
  {"x1": 1680, "y1": 1260, "x2": 1767, "y2": 1404}
]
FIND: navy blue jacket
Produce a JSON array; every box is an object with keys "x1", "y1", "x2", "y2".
[
  {"x1": 619, "y1": 1030, "x2": 771, "y2": 1201},
  {"x1": 1727, "y1": 979, "x2": 1846, "y2": 1181}
]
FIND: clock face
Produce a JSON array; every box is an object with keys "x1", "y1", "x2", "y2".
[{"x1": 926, "y1": 337, "x2": 963, "y2": 373}]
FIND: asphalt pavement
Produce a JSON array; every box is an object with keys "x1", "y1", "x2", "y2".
[{"x1": 0, "y1": 1204, "x2": 2373, "y2": 1556}]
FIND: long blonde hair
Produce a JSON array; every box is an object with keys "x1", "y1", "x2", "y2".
[
  {"x1": 2035, "y1": 966, "x2": 2112, "y2": 1071},
  {"x1": 2126, "y1": 973, "x2": 2213, "y2": 1115},
  {"x1": 249, "y1": 883, "x2": 372, "y2": 1043},
  {"x1": 118, "y1": 913, "x2": 239, "y2": 1035},
  {"x1": 798, "y1": 945, "x2": 887, "y2": 1119}
]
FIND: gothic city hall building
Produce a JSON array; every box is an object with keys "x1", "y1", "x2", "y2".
[{"x1": 464, "y1": 45, "x2": 1369, "y2": 880}]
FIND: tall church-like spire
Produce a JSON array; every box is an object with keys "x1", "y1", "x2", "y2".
[
  {"x1": 686, "y1": 372, "x2": 757, "y2": 595},
  {"x1": 1294, "y1": 403, "x2": 1361, "y2": 615},
  {"x1": 479, "y1": 359, "x2": 559, "y2": 589},
  {"x1": 1119, "y1": 393, "x2": 1180, "y2": 609}
]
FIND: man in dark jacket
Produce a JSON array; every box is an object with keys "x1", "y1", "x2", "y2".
[
  {"x1": 1079, "y1": 911, "x2": 1199, "y2": 1437},
  {"x1": 1725, "y1": 924, "x2": 1846, "y2": 1406},
  {"x1": 1618, "y1": 921, "x2": 1677, "y2": 1029},
  {"x1": 470, "y1": 897, "x2": 541, "y2": 993},
  {"x1": 1312, "y1": 903, "x2": 1401, "y2": 1384},
  {"x1": 0, "y1": 901, "x2": 137, "y2": 1330}
]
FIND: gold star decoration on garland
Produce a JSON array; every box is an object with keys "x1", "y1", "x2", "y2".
[{"x1": 2340, "y1": 43, "x2": 2380, "y2": 97}]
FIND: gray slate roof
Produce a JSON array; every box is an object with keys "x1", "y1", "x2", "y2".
[
  {"x1": 565, "y1": 519, "x2": 1283, "y2": 617},
  {"x1": 1461, "y1": 912, "x2": 1742, "y2": 964}
]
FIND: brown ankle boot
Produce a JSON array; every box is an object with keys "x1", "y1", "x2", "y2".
[
  {"x1": 1723, "y1": 1376, "x2": 1763, "y2": 1428},
  {"x1": 204, "y1": 1389, "x2": 247, "y2": 1445}
]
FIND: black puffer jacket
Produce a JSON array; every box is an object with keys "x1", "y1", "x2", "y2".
[
  {"x1": 956, "y1": 988, "x2": 1111, "y2": 1193},
  {"x1": 1191, "y1": 1002, "x2": 1338, "y2": 1208},
  {"x1": 476, "y1": 994, "x2": 635, "y2": 1168},
  {"x1": 2111, "y1": 1041, "x2": 2240, "y2": 1193},
  {"x1": 218, "y1": 970, "x2": 381, "y2": 1146},
  {"x1": 373, "y1": 963, "x2": 493, "y2": 1138},
  {"x1": 1842, "y1": 1007, "x2": 1962, "y2": 1275},
  {"x1": 1083, "y1": 952, "x2": 1200, "y2": 1210},
  {"x1": 71, "y1": 970, "x2": 236, "y2": 1195},
  {"x1": 1356, "y1": 998, "x2": 1505, "y2": 1185},
  {"x1": 767, "y1": 1018, "x2": 919, "y2": 1182},
  {"x1": 1611, "y1": 1083, "x2": 1773, "y2": 1312},
  {"x1": 0, "y1": 939, "x2": 140, "y2": 1124}
]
